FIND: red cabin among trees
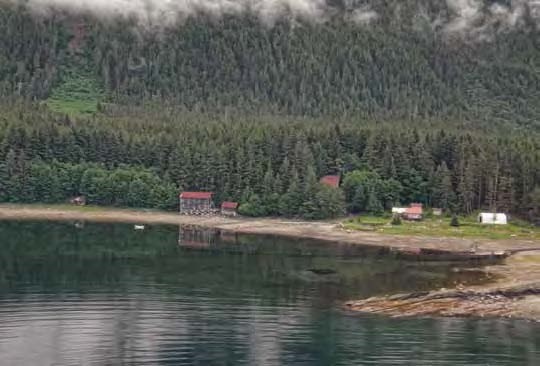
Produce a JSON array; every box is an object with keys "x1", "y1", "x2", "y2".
[
  {"x1": 179, "y1": 192, "x2": 214, "y2": 215},
  {"x1": 320, "y1": 175, "x2": 340, "y2": 188}
]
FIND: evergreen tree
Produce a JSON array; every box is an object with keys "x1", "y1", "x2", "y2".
[
  {"x1": 432, "y1": 162, "x2": 455, "y2": 210},
  {"x1": 127, "y1": 179, "x2": 150, "y2": 208},
  {"x1": 279, "y1": 170, "x2": 302, "y2": 217},
  {"x1": 365, "y1": 187, "x2": 384, "y2": 215}
]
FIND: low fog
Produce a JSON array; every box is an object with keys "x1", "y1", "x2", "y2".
[{"x1": 7, "y1": 0, "x2": 540, "y2": 38}]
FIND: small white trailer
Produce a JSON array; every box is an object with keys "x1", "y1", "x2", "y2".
[{"x1": 478, "y1": 213, "x2": 508, "y2": 225}]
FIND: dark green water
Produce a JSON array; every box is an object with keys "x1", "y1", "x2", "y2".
[{"x1": 0, "y1": 221, "x2": 538, "y2": 365}]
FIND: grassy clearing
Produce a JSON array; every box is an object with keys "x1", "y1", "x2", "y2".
[
  {"x1": 343, "y1": 214, "x2": 540, "y2": 240},
  {"x1": 46, "y1": 69, "x2": 104, "y2": 116}
]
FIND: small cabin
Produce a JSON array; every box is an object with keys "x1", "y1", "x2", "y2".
[
  {"x1": 403, "y1": 203, "x2": 423, "y2": 221},
  {"x1": 392, "y1": 204, "x2": 423, "y2": 220},
  {"x1": 179, "y1": 192, "x2": 214, "y2": 215},
  {"x1": 221, "y1": 201, "x2": 239, "y2": 217},
  {"x1": 392, "y1": 207, "x2": 407, "y2": 214},
  {"x1": 320, "y1": 175, "x2": 340, "y2": 188},
  {"x1": 478, "y1": 212, "x2": 507, "y2": 225},
  {"x1": 70, "y1": 196, "x2": 86, "y2": 206},
  {"x1": 432, "y1": 208, "x2": 443, "y2": 216}
]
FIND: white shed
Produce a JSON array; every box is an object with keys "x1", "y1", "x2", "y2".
[
  {"x1": 392, "y1": 207, "x2": 407, "y2": 214},
  {"x1": 478, "y1": 213, "x2": 508, "y2": 225}
]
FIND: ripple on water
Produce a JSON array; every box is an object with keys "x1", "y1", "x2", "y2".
[
  {"x1": 0, "y1": 221, "x2": 539, "y2": 365},
  {"x1": 1, "y1": 290, "x2": 539, "y2": 365}
]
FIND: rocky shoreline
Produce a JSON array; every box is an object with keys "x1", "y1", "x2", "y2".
[
  {"x1": 345, "y1": 251, "x2": 540, "y2": 321},
  {"x1": 346, "y1": 285, "x2": 540, "y2": 319}
]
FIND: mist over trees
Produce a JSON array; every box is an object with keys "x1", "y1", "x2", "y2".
[
  {"x1": 2, "y1": 1, "x2": 540, "y2": 127},
  {"x1": 0, "y1": 1, "x2": 539, "y2": 220}
]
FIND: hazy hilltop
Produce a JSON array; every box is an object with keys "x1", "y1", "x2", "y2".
[{"x1": 1, "y1": 0, "x2": 539, "y2": 130}]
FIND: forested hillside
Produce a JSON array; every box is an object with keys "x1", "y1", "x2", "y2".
[
  {"x1": 0, "y1": 1, "x2": 539, "y2": 219},
  {"x1": 2, "y1": 0, "x2": 540, "y2": 126}
]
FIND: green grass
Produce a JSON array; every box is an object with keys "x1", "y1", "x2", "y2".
[
  {"x1": 46, "y1": 69, "x2": 104, "y2": 116},
  {"x1": 343, "y1": 214, "x2": 540, "y2": 240}
]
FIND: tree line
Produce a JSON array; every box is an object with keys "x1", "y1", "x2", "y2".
[
  {"x1": 0, "y1": 102, "x2": 538, "y2": 220},
  {"x1": 0, "y1": 153, "x2": 177, "y2": 210}
]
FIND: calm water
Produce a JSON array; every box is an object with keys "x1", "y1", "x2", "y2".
[{"x1": 0, "y1": 221, "x2": 538, "y2": 365}]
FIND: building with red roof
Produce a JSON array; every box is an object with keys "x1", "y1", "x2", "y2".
[
  {"x1": 221, "y1": 201, "x2": 239, "y2": 216},
  {"x1": 320, "y1": 175, "x2": 341, "y2": 188},
  {"x1": 179, "y1": 192, "x2": 214, "y2": 215},
  {"x1": 180, "y1": 192, "x2": 213, "y2": 200},
  {"x1": 404, "y1": 203, "x2": 423, "y2": 221}
]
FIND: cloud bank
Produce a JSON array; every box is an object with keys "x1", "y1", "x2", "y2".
[
  {"x1": 7, "y1": 0, "x2": 540, "y2": 38},
  {"x1": 445, "y1": 0, "x2": 540, "y2": 39},
  {"x1": 13, "y1": 0, "x2": 335, "y2": 25}
]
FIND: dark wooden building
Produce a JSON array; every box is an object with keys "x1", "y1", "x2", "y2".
[{"x1": 179, "y1": 192, "x2": 214, "y2": 215}]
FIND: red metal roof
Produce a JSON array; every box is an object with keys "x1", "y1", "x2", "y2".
[
  {"x1": 221, "y1": 201, "x2": 239, "y2": 209},
  {"x1": 180, "y1": 192, "x2": 213, "y2": 199},
  {"x1": 406, "y1": 206, "x2": 423, "y2": 215},
  {"x1": 320, "y1": 175, "x2": 340, "y2": 188}
]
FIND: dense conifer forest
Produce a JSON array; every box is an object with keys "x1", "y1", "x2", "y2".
[{"x1": 0, "y1": 1, "x2": 539, "y2": 220}]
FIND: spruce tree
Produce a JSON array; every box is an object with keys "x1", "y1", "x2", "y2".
[{"x1": 432, "y1": 162, "x2": 454, "y2": 210}]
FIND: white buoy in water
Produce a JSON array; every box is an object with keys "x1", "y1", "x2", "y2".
[{"x1": 134, "y1": 225, "x2": 145, "y2": 230}]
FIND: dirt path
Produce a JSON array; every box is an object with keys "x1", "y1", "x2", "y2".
[{"x1": 0, "y1": 204, "x2": 538, "y2": 254}]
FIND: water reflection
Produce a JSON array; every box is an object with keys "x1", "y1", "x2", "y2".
[
  {"x1": 178, "y1": 226, "x2": 217, "y2": 249},
  {"x1": 0, "y1": 221, "x2": 538, "y2": 365}
]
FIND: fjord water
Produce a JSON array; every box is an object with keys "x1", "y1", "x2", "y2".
[{"x1": 0, "y1": 221, "x2": 538, "y2": 365}]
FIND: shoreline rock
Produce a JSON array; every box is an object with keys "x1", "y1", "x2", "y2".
[
  {"x1": 345, "y1": 285, "x2": 540, "y2": 320},
  {"x1": 345, "y1": 252, "x2": 540, "y2": 322}
]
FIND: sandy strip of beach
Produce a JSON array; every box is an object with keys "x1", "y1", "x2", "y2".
[{"x1": 0, "y1": 204, "x2": 538, "y2": 253}]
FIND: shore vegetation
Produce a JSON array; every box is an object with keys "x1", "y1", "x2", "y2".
[{"x1": 344, "y1": 214, "x2": 540, "y2": 241}]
